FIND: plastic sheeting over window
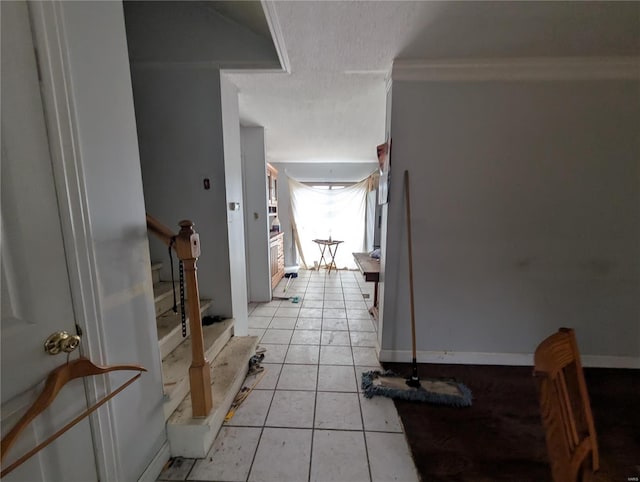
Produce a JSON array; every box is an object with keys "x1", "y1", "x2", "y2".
[{"x1": 289, "y1": 177, "x2": 368, "y2": 270}]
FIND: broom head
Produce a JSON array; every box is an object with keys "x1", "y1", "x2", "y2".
[{"x1": 362, "y1": 370, "x2": 472, "y2": 407}]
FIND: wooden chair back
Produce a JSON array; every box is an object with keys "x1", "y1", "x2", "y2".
[{"x1": 534, "y1": 328, "x2": 599, "y2": 482}]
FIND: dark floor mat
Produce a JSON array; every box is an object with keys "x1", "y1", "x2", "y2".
[{"x1": 383, "y1": 363, "x2": 640, "y2": 482}]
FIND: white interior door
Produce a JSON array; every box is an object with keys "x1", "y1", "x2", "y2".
[{"x1": 1, "y1": 2, "x2": 98, "y2": 480}]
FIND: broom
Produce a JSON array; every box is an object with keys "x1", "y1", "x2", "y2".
[
  {"x1": 272, "y1": 273, "x2": 300, "y2": 303},
  {"x1": 362, "y1": 170, "x2": 472, "y2": 407}
]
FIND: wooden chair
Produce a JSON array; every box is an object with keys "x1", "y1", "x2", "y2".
[{"x1": 534, "y1": 328, "x2": 599, "y2": 482}]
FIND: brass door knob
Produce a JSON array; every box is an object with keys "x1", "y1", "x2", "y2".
[{"x1": 44, "y1": 331, "x2": 81, "y2": 355}]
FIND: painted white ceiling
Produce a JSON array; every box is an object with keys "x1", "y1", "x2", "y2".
[{"x1": 227, "y1": 1, "x2": 639, "y2": 164}]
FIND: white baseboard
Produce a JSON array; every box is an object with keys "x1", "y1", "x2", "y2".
[
  {"x1": 138, "y1": 441, "x2": 170, "y2": 482},
  {"x1": 378, "y1": 350, "x2": 640, "y2": 369},
  {"x1": 581, "y1": 355, "x2": 640, "y2": 369}
]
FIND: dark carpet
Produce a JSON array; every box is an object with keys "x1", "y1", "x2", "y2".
[{"x1": 383, "y1": 363, "x2": 640, "y2": 482}]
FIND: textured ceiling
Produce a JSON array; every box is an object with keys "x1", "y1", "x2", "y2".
[{"x1": 228, "y1": 1, "x2": 639, "y2": 164}]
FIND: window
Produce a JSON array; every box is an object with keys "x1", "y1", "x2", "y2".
[{"x1": 289, "y1": 179, "x2": 367, "y2": 269}]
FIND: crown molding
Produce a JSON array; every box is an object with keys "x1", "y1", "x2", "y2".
[
  {"x1": 261, "y1": 0, "x2": 291, "y2": 74},
  {"x1": 392, "y1": 56, "x2": 640, "y2": 82}
]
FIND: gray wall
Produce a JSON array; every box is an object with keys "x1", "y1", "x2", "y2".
[
  {"x1": 271, "y1": 162, "x2": 378, "y2": 266},
  {"x1": 131, "y1": 67, "x2": 233, "y2": 316},
  {"x1": 381, "y1": 79, "x2": 640, "y2": 364},
  {"x1": 124, "y1": 1, "x2": 279, "y2": 66},
  {"x1": 125, "y1": 1, "x2": 278, "y2": 317},
  {"x1": 241, "y1": 127, "x2": 271, "y2": 302},
  {"x1": 61, "y1": 2, "x2": 165, "y2": 479}
]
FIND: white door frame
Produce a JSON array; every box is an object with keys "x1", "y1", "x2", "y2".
[{"x1": 28, "y1": 2, "x2": 119, "y2": 480}]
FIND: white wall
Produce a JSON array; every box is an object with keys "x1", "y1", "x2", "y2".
[
  {"x1": 241, "y1": 127, "x2": 271, "y2": 302},
  {"x1": 61, "y1": 2, "x2": 165, "y2": 479},
  {"x1": 131, "y1": 67, "x2": 234, "y2": 316},
  {"x1": 271, "y1": 162, "x2": 377, "y2": 266},
  {"x1": 221, "y1": 75, "x2": 249, "y2": 335},
  {"x1": 381, "y1": 79, "x2": 640, "y2": 365}
]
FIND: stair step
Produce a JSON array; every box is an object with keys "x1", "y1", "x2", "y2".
[
  {"x1": 162, "y1": 319, "x2": 235, "y2": 420},
  {"x1": 153, "y1": 281, "x2": 177, "y2": 317},
  {"x1": 151, "y1": 262, "x2": 163, "y2": 285},
  {"x1": 166, "y1": 335, "x2": 259, "y2": 458},
  {"x1": 157, "y1": 299, "x2": 212, "y2": 359}
]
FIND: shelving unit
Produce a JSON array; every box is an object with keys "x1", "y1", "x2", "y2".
[
  {"x1": 267, "y1": 163, "x2": 278, "y2": 218},
  {"x1": 270, "y1": 232, "x2": 284, "y2": 289},
  {"x1": 266, "y1": 163, "x2": 284, "y2": 289}
]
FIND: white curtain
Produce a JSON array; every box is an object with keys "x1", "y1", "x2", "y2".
[
  {"x1": 289, "y1": 177, "x2": 368, "y2": 270},
  {"x1": 366, "y1": 189, "x2": 376, "y2": 252}
]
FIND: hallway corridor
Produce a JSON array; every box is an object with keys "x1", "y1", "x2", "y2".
[{"x1": 157, "y1": 269, "x2": 418, "y2": 482}]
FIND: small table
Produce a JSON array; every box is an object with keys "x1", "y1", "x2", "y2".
[
  {"x1": 353, "y1": 252, "x2": 380, "y2": 318},
  {"x1": 313, "y1": 239, "x2": 343, "y2": 274}
]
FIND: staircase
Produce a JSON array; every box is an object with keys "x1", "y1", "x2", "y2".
[{"x1": 151, "y1": 262, "x2": 258, "y2": 458}]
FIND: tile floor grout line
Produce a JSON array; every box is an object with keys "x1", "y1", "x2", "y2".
[
  {"x1": 244, "y1": 411, "x2": 264, "y2": 481},
  {"x1": 350, "y1": 278, "x2": 375, "y2": 482},
  {"x1": 245, "y1": 304, "x2": 285, "y2": 482},
  {"x1": 357, "y1": 366, "x2": 374, "y2": 482},
  {"x1": 348, "y1": 273, "x2": 374, "y2": 482},
  {"x1": 307, "y1": 272, "x2": 325, "y2": 482},
  {"x1": 181, "y1": 456, "x2": 196, "y2": 481},
  {"x1": 225, "y1": 423, "x2": 403, "y2": 435},
  {"x1": 308, "y1": 350, "x2": 320, "y2": 481}
]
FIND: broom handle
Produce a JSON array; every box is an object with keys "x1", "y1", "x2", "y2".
[{"x1": 404, "y1": 171, "x2": 418, "y2": 373}]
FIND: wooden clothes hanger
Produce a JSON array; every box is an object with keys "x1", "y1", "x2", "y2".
[{"x1": 1, "y1": 356, "x2": 146, "y2": 477}]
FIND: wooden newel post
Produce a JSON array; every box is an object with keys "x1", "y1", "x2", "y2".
[{"x1": 175, "y1": 220, "x2": 212, "y2": 418}]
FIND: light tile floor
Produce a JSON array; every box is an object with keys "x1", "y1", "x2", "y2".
[{"x1": 158, "y1": 269, "x2": 419, "y2": 482}]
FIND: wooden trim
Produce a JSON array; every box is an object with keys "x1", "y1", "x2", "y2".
[
  {"x1": 270, "y1": 232, "x2": 284, "y2": 289},
  {"x1": 146, "y1": 216, "x2": 212, "y2": 418},
  {"x1": 534, "y1": 328, "x2": 599, "y2": 478},
  {"x1": 2, "y1": 374, "x2": 142, "y2": 478},
  {"x1": 175, "y1": 221, "x2": 212, "y2": 418},
  {"x1": 565, "y1": 329, "x2": 599, "y2": 471},
  {"x1": 352, "y1": 253, "x2": 379, "y2": 283},
  {"x1": 146, "y1": 213, "x2": 175, "y2": 247},
  {"x1": 1, "y1": 358, "x2": 145, "y2": 476}
]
